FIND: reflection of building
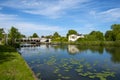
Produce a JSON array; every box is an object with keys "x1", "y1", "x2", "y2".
[
  {"x1": 68, "y1": 34, "x2": 84, "y2": 42},
  {"x1": 68, "y1": 45, "x2": 79, "y2": 54}
]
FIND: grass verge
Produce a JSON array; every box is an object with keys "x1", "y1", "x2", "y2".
[{"x1": 0, "y1": 45, "x2": 37, "y2": 80}]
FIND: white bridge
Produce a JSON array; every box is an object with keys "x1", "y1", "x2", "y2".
[{"x1": 16, "y1": 38, "x2": 51, "y2": 44}]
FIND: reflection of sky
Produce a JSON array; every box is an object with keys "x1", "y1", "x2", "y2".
[{"x1": 20, "y1": 45, "x2": 120, "y2": 80}]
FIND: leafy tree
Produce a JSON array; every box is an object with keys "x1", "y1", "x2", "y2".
[
  {"x1": 111, "y1": 24, "x2": 120, "y2": 31},
  {"x1": 88, "y1": 31, "x2": 104, "y2": 41},
  {"x1": 116, "y1": 33, "x2": 120, "y2": 41},
  {"x1": 20, "y1": 34, "x2": 26, "y2": 38},
  {"x1": 45, "y1": 35, "x2": 52, "y2": 39},
  {"x1": 8, "y1": 26, "x2": 21, "y2": 45},
  {"x1": 105, "y1": 30, "x2": 114, "y2": 41},
  {"x1": 111, "y1": 24, "x2": 120, "y2": 41},
  {"x1": 32, "y1": 33, "x2": 39, "y2": 38},
  {"x1": 53, "y1": 32, "x2": 60, "y2": 38},
  {"x1": 0, "y1": 28, "x2": 4, "y2": 39},
  {"x1": 60, "y1": 37, "x2": 67, "y2": 42},
  {"x1": 66, "y1": 29, "x2": 77, "y2": 38},
  {"x1": 52, "y1": 32, "x2": 61, "y2": 42}
]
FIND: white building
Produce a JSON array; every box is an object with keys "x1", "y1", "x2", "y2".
[
  {"x1": 40, "y1": 38, "x2": 51, "y2": 43},
  {"x1": 68, "y1": 34, "x2": 84, "y2": 42}
]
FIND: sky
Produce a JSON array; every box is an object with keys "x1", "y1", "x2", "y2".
[{"x1": 0, "y1": 0, "x2": 120, "y2": 37}]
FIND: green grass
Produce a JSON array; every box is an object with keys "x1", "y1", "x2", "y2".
[
  {"x1": 0, "y1": 45, "x2": 37, "y2": 80},
  {"x1": 51, "y1": 41, "x2": 120, "y2": 47}
]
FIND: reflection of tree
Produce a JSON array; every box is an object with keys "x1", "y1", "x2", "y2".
[
  {"x1": 87, "y1": 46, "x2": 104, "y2": 54},
  {"x1": 51, "y1": 44, "x2": 104, "y2": 55},
  {"x1": 51, "y1": 44, "x2": 67, "y2": 51},
  {"x1": 105, "y1": 47, "x2": 120, "y2": 63},
  {"x1": 76, "y1": 46, "x2": 104, "y2": 54}
]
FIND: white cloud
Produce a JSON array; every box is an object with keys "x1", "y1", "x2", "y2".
[
  {"x1": 0, "y1": 13, "x2": 64, "y2": 36},
  {"x1": 0, "y1": 13, "x2": 18, "y2": 21},
  {"x1": 89, "y1": 8, "x2": 120, "y2": 22},
  {"x1": 0, "y1": 0, "x2": 90, "y2": 18},
  {"x1": 99, "y1": 8, "x2": 120, "y2": 21}
]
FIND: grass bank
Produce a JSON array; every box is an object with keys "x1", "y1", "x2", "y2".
[
  {"x1": 51, "y1": 41, "x2": 120, "y2": 47},
  {"x1": 0, "y1": 45, "x2": 37, "y2": 80}
]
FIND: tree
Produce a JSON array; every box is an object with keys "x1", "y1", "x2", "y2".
[
  {"x1": 32, "y1": 33, "x2": 39, "y2": 38},
  {"x1": 111, "y1": 24, "x2": 120, "y2": 41},
  {"x1": 20, "y1": 34, "x2": 26, "y2": 38},
  {"x1": 0, "y1": 28, "x2": 4, "y2": 39},
  {"x1": 52, "y1": 32, "x2": 61, "y2": 42},
  {"x1": 105, "y1": 30, "x2": 114, "y2": 41},
  {"x1": 8, "y1": 26, "x2": 21, "y2": 45},
  {"x1": 111, "y1": 24, "x2": 120, "y2": 31},
  {"x1": 116, "y1": 33, "x2": 120, "y2": 41},
  {"x1": 66, "y1": 29, "x2": 77, "y2": 38},
  {"x1": 53, "y1": 32, "x2": 60, "y2": 38},
  {"x1": 88, "y1": 31, "x2": 104, "y2": 41}
]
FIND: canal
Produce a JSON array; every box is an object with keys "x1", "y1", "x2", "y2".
[{"x1": 18, "y1": 45, "x2": 120, "y2": 80}]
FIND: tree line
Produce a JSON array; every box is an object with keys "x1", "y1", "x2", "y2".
[
  {"x1": 0, "y1": 24, "x2": 120, "y2": 46},
  {"x1": 52, "y1": 24, "x2": 120, "y2": 42}
]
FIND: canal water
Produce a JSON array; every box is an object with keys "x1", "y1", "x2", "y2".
[{"x1": 19, "y1": 45, "x2": 120, "y2": 80}]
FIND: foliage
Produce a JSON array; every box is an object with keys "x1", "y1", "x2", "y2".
[
  {"x1": 66, "y1": 29, "x2": 77, "y2": 38},
  {"x1": 32, "y1": 33, "x2": 39, "y2": 38},
  {"x1": 87, "y1": 31, "x2": 104, "y2": 41},
  {"x1": 116, "y1": 33, "x2": 120, "y2": 41},
  {"x1": 45, "y1": 35, "x2": 52, "y2": 38},
  {"x1": 0, "y1": 28, "x2": 4, "y2": 38},
  {"x1": 52, "y1": 32, "x2": 61, "y2": 42},
  {"x1": 53, "y1": 32, "x2": 61, "y2": 38},
  {"x1": 20, "y1": 34, "x2": 26, "y2": 38},
  {"x1": 105, "y1": 30, "x2": 114, "y2": 41},
  {"x1": 60, "y1": 37, "x2": 68, "y2": 42},
  {"x1": 8, "y1": 26, "x2": 21, "y2": 45},
  {"x1": 111, "y1": 24, "x2": 120, "y2": 41}
]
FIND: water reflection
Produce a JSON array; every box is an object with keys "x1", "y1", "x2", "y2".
[
  {"x1": 19, "y1": 45, "x2": 120, "y2": 80},
  {"x1": 51, "y1": 45, "x2": 120, "y2": 63},
  {"x1": 19, "y1": 44, "x2": 120, "y2": 64},
  {"x1": 105, "y1": 47, "x2": 120, "y2": 63},
  {"x1": 67, "y1": 45, "x2": 80, "y2": 54}
]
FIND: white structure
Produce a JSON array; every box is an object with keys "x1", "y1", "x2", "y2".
[
  {"x1": 68, "y1": 34, "x2": 84, "y2": 42},
  {"x1": 40, "y1": 38, "x2": 51, "y2": 43},
  {"x1": 16, "y1": 37, "x2": 51, "y2": 43}
]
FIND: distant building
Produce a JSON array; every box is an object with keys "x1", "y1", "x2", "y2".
[
  {"x1": 40, "y1": 38, "x2": 51, "y2": 43},
  {"x1": 68, "y1": 34, "x2": 84, "y2": 42}
]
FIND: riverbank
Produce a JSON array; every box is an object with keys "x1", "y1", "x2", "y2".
[
  {"x1": 0, "y1": 45, "x2": 37, "y2": 80},
  {"x1": 51, "y1": 41, "x2": 120, "y2": 47}
]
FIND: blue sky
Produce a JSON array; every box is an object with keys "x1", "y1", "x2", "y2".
[{"x1": 0, "y1": 0, "x2": 120, "y2": 37}]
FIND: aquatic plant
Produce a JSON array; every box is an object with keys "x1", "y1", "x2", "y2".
[{"x1": 46, "y1": 57, "x2": 56, "y2": 65}]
